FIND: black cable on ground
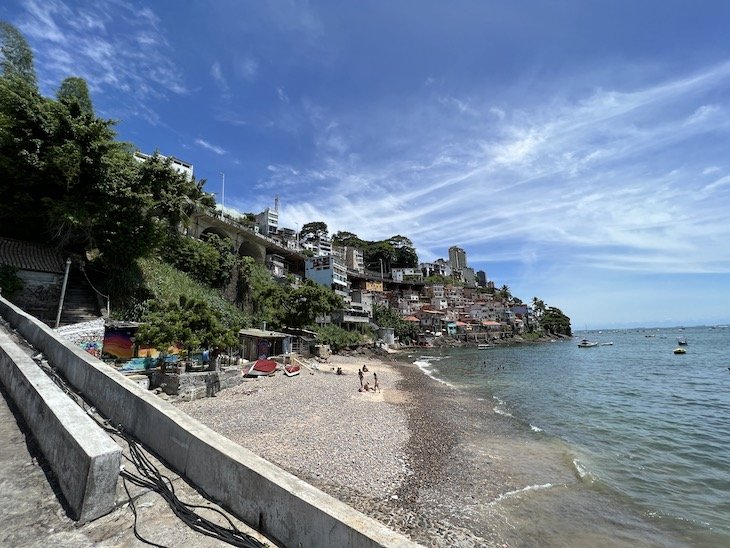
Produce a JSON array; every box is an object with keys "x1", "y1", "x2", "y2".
[{"x1": 34, "y1": 357, "x2": 267, "y2": 548}]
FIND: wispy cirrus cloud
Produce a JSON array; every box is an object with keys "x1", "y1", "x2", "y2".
[
  {"x1": 210, "y1": 61, "x2": 231, "y2": 98},
  {"x1": 274, "y1": 61, "x2": 730, "y2": 275},
  {"x1": 195, "y1": 138, "x2": 227, "y2": 156},
  {"x1": 16, "y1": 0, "x2": 186, "y2": 111}
]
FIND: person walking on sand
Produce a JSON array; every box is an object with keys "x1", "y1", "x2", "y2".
[
  {"x1": 373, "y1": 372, "x2": 380, "y2": 392},
  {"x1": 358, "y1": 368, "x2": 364, "y2": 387}
]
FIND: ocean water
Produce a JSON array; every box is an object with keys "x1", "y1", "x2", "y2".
[{"x1": 410, "y1": 326, "x2": 730, "y2": 546}]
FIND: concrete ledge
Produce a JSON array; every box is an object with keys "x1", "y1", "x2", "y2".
[
  {"x1": 0, "y1": 297, "x2": 421, "y2": 547},
  {"x1": 0, "y1": 331, "x2": 121, "y2": 523}
]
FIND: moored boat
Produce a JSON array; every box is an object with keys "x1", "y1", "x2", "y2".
[
  {"x1": 245, "y1": 359, "x2": 278, "y2": 377},
  {"x1": 578, "y1": 339, "x2": 599, "y2": 348},
  {"x1": 477, "y1": 343, "x2": 494, "y2": 349},
  {"x1": 283, "y1": 363, "x2": 301, "y2": 377},
  {"x1": 677, "y1": 337, "x2": 688, "y2": 346},
  {"x1": 673, "y1": 347, "x2": 687, "y2": 355}
]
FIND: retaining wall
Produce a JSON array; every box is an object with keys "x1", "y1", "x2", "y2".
[
  {"x1": 0, "y1": 296, "x2": 420, "y2": 548},
  {"x1": 0, "y1": 330, "x2": 121, "y2": 522}
]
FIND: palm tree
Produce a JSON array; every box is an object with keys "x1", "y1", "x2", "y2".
[
  {"x1": 532, "y1": 297, "x2": 546, "y2": 321},
  {"x1": 500, "y1": 284, "x2": 511, "y2": 301}
]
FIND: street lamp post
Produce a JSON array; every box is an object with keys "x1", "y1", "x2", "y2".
[
  {"x1": 379, "y1": 258, "x2": 383, "y2": 280},
  {"x1": 220, "y1": 172, "x2": 225, "y2": 209}
]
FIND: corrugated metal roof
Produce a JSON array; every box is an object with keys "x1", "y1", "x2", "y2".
[
  {"x1": 0, "y1": 237, "x2": 66, "y2": 274},
  {"x1": 239, "y1": 328, "x2": 292, "y2": 339}
]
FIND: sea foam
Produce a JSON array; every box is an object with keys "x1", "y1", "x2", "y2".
[{"x1": 491, "y1": 483, "x2": 554, "y2": 504}]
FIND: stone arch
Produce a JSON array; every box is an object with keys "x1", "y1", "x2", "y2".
[
  {"x1": 237, "y1": 239, "x2": 266, "y2": 263},
  {"x1": 200, "y1": 227, "x2": 230, "y2": 241}
]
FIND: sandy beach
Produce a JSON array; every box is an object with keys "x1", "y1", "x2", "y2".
[{"x1": 175, "y1": 353, "x2": 528, "y2": 547}]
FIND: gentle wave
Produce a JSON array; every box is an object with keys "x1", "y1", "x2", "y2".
[
  {"x1": 492, "y1": 396, "x2": 513, "y2": 417},
  {"x1": 412, "y1": 359, "x2": 453, "y2": 387},
  {"x1": 491, "y1": 483, "x2": 555, "y2": 504},
  {"x1": 530, "y1": 424, "x2": 544, "y2": 432},
  {"x1": 572, "y1": 458, "x2": 596, "y2": 483}
]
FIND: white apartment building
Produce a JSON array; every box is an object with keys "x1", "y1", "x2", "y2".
[
  {"x1": 302, "y1": 237, "x2": 332, "y2": 257},
  {"x1": 391, "y1": 267, "x2": 423, "y2": 283},
  {"x1": 133, "y1": 151, "x2": 194, "y2": 181},
  {"x1": 305, "y1": 255, "x2": 348, "y2": 297}
]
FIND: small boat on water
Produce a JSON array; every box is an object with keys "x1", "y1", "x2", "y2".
[
  {"x1": 673, "y1": 347, "x2": 687, "y2": 355},
  {"x1": 245, "y1": 359, "x2": 278, "y2": 377},
  {"x1": 477, "y1": 343, "x2": 494, "y2": 349},
  {"x1": 283, "y1": 363, "x2": 301, "y2": 377},
  {"x1": 578, "y1": 339, "x2": 599, "y2": 348},
  {"x1": 600, "y1": 342, "x2": 614, "y2": 346},
  {"x1": 677, "y1": 337, "x2": 688, "y2": 346}
]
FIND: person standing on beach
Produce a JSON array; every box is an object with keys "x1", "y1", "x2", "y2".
[
  {"x1": 373, "y1": 372, "x2": 380, "y2": 392},
  {"x1": 358, "y1": 368, "x2": 364, "y2": 387}
]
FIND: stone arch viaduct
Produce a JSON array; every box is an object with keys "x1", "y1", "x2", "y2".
[{"x1": 187, "y1": 210, "x2": 305, "y2": 277}]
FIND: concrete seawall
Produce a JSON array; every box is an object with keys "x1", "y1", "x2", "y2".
[
  {"x1": 0, "y1": 296, "x2": 421, "y2": 548},
  {"x1": 0, "y1": 330, "x2": 121, "y2": 523}
]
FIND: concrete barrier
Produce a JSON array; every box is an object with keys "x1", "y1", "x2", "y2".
[
  {"x1": 0, "y1": 330, "x2": 121, "y2": 523},
  {"x1": 0, "y1": 297, "x2": 421, "y2": 548}
]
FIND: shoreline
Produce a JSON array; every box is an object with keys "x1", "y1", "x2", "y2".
[{"x1": 175, "y1": 353, "x2": 517, "y2": 546}]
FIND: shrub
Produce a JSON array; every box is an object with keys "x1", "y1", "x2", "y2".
[{"x1": 315, "y1": 324, "x2": 365, "y2": 352}]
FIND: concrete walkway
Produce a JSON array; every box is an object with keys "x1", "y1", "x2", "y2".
[{"x1": 0, "y1": 372, "x2": 278, "y2": 548}]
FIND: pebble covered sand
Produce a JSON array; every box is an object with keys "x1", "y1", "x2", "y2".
[{"x1": 176, "y1": 353, "x2": 514, "y2": 547}]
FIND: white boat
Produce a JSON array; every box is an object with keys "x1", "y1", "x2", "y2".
[
  {"x1": 600, "y1": 342, "x2": 614, "y2": 346},
  {"x1": 673, "y1": 347, "x2": 686, "y2": 355},
  {"x1": 577, "y1": 339, "x2": 599, "y2": 348},
  {"x1": 477, "y1": 343, "x2": 494, "y2": 349}
]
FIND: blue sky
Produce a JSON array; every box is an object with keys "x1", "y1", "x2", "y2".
[{"x1": 5, "y1": 0, "x2": 730, "y2": 329}]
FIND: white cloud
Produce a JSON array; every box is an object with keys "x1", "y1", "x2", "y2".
[
  {"x1": 266, "y1": 61, "x2": 730, "y2": 277},
  {"x1": 17, "y1": 0, "x2": 186, "y2": 109},
  {"x1": 236, "y1": 53, "x2": 259, "y2": 81},
  {"x1": 195, "y1": 138, "x2": 227, "y2": 156}
]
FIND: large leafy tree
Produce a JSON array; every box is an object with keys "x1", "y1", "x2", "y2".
[
  {"x1": 299, "y1": 221, "x2": 328, "y2": 242},
  {"x1": 135, "y1": 295, "x2": 239, "y2": 358},
  {"x1": 56, "y1": 76, "x2": 93, "y2": 117},
  {"x1": 387, "y1": 235, "x2": 418, "y2": 268},
  {"x1": 276, "y1": 280, "x2": 343, "y2": 329},
  {"x1": 0, "y1": 21, "x2": 37, "y2": 88},
  {"x1": 332, "y1": 231, "x2": 365, "y2": 248},
  {"x1": 539, "y1": 306, "x2": 572, "y2": 336}
]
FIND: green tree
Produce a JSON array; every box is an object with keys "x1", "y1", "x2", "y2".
[
  {"x1": 532, "y1": 297, "x2": 546, "y2": 321},
  {"x1": 373, "y1": 303, "x2": 418, "y2": 341},
  {"x1": 387, "y1": 235, "x2": 419, "y2": 268},
  {"x1": 539, "y1": 306, "x2": 572, "y2": 336},
  {"x1": 299, "y1": 221, "x2": 328, "y2": 243},
  {"x1": 0, "y1": 21, "x2": 37, "y2": 88},
  {"x1": 135, "y1": 295, "x2": 239, "y2": 359},
  {"x1": 332, "y1": 230, "x2": 365, "y2": 248},
  {"x1": 315, "y1": 324, "x2": 364, "y2": 352},
  {"x1": 276, "y1": 280, "x2": 343, "y2": 329},
  {"x1": 56, "y1": 76, "x2": 93, "y2": 116}
]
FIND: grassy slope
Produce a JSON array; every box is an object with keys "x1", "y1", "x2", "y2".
[{"x1": 136, "y1": 257, "x2": 250, "y2": 329}]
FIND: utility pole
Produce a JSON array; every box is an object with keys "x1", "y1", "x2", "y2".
[{"x1": 55, "y1": 258, "x2": 72, "y2": 328}]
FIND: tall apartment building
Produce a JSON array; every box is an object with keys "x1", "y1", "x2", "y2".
[{"x1": 448, "y1": 246, "x2": 467, "y2": 270}]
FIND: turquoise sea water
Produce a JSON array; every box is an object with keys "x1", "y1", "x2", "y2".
[{"x1": 410, "y1": 326, "x2": 730, "y2": 546}]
